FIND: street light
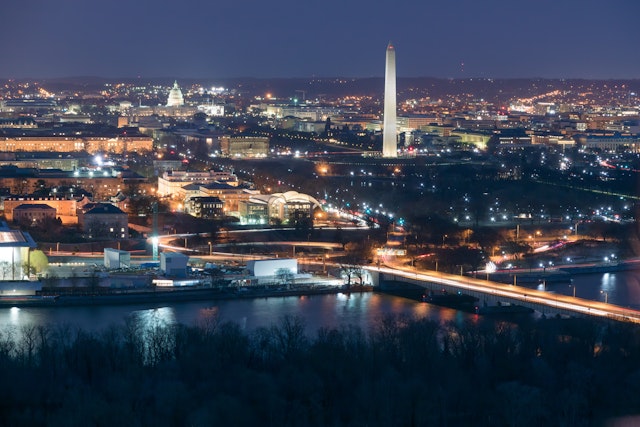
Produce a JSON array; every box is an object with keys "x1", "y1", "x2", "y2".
[
  {"x1": 485, "y1": 261, "x2": 496, "y2": 281},
  {"x1": 442, "y1": 234, "x2": 448, "y2": 248},
  {"x1": 601, "y1": 290, "x2": 608, "y2": 304},
  {"x1": 569, "y1": 284, "x2": 576, "y2": 298},
  {"x1": 208, "y1": 241, "x2": 212, "y2": 256}
]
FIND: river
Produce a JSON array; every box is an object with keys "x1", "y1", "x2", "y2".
[
  {"x1": 0, "y1": 292, "x2": 474, "y2": 339},
  {"x1": 528, "y1": 270, "x2": 640, "y2": 309}
]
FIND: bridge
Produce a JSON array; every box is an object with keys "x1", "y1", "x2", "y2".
[{"x1": 366, "y1": 265, "x2": 640, "y2": 324}]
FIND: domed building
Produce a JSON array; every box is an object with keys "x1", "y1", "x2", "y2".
[
  {"x1": 166, "y1": 81, "x2": 185, "y2": 107},
  {"x1": 238, "y1": 191, "x2": 322, "y2": 225}
]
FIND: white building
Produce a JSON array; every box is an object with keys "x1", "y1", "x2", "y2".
[
  {"x1": 160, "y1": 252, "x2": 189, "y2": 277},
  {"x1": 0, "y1": 224, "x2": 38, "y2": 282},
  {"x1": 104, "y1": 248, "x2": 131, "y2": 269},
  {"x1": 197, "y1": 104, "x2": 225, "y2": 116},
  {"x1": 157, "y1": 169, "x2": 238, "y2": 196},
  {"x1": 166, "y1": 81, "x2": 185, "y2": 107},
  {"x1": 247, "y1": 259, "x2": 298, "y2": 277}
]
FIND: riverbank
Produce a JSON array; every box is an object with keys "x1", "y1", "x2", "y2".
[{"x1": 0, "y1": 285, "x2": 372, "y2": 308}]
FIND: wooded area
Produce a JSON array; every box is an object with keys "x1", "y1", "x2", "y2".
[{"x1": 0, "y1": 314, "x2": 637, "y2": 426}]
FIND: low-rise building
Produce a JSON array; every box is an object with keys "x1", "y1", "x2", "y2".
[
  {"x1": 13, "y1": 203, "x2": 56, "y2": 225},
  {"x1": 104, "y1": 248, "x2": 131, "y2": 269},
  {"x1": 78, "y1": 203, "x2": 128, "y2": 239},
  {"x1": 4, "y1": 195, "x2": 91, "y2": 224},
  {"x1": 238, "y1": 191, "x2": 320, "y2": 225},
  {"x1": 0, "y1": 166, "x2": 146, "y2": 201},
  {"x1": 184, "y1": 196, "x2": 224, "y2": 219},
  {"x1": 157, "y1": 169, "x2": 238, "y2": 197},
  {"x1": 0, "y1": 135, "x2": 152, "y2": 154},
  {"x1": 160, "y1": 252, "x2": 189, "y2": 277},
  {"x1": 220, "y1": 136, "x2": 269, "y2": 158},
  {"x1": 0, "y1": 223, "x2": 38, "y2": 283}
]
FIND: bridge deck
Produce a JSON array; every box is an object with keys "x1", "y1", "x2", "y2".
[{"x1": 367, "y1": 266, "x2": 640, "y2": 323}]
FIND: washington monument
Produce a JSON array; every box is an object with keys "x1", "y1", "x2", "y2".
[{"x1": 382, "y1": 42, "x2": 397, "y2": 158}]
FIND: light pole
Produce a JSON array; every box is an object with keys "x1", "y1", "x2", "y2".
[
  {"x1": 208, "y1": 241, "x2": 212, "y2": 256},
  {"x1": 569, "y1": 284, "x2": 576, "y2": 298},
  {"x1": 485, "y1": 261, "x2": 496, "y2": 281},
  {"x1": 601, "y1": 290, "x2": 608, "y2": 304},
  {"x1": 442, "y1": 234, "x2": 448, "y2": 248}
]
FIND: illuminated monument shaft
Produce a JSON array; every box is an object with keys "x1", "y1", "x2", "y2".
[{"x1": 382, "y1": 42, "x2": 397, "y2": 158}]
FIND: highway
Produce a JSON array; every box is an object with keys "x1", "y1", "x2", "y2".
[{"x1": 369, "y1": 263, "x2": 640, "y2": 324}]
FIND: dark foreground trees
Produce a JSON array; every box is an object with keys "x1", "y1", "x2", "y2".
[{"x1": 0, "y1": 314, "x2": 639, "y2": 426}]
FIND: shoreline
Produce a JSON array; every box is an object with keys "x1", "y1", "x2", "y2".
[{"x1": 0, "y1": 285, "x2": 373, "y2": 308}]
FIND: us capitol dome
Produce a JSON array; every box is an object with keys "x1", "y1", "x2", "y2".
[{"x1": 166, "y1": 81, "x2": 185, "y2": 107}]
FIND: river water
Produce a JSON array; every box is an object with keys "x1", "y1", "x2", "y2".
[
  {"x1": 529, "y1": 270, "x2": 640, "y2": 309},
  {"x1": 0, "y1": 292, "x2": 474, "y2": 339}
]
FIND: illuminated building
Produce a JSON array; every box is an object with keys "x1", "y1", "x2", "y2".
[
  {"x1": 157, "y1": 170, "x2": 238, "y2": 197},
  {"x1": 0, "y1": 135, "x2": 152, "y2": 154},
  {"x1": 196, "y1": 183, "x2": 254, "y2": 214},
  {"x1": 220, "y1": 136, "x2": 269, "y2": 158},
  {"x1": 0, "y1": 166, "x2": 147, "y2": 203},
  {"x1": 166, "y1": 81, "x2": 185, "y2": 107},
  {"x1": 184, "y1": 196, "x2": 224, "y2": 219},
  {"x1": 0, "y1": 99, "x2": 57, "y2": 113},
  {"x1": 3, "y1": 195, "x2": 91, "y2": 225},
  {"x1": 0, "y1": 153, "x2": 81, "y2": 171},
  {"x1": 580, "y1": 135, "x2": 640, "y2": 152},
  {"x1": 238, "y1": 191, "x2": 321, "y2": 225},
  {"x1": 382, "y1": 42, "x2": 398, "y2": 158},
  {"x1": 197, "y1": 104, "x2": 225, "y2": 117},
  {"x1": 0, "y1": 118, "x2": 37, "y2": 129},
  {"x1": 0, "y1": 223, "x2": 38, "y2": 284}
]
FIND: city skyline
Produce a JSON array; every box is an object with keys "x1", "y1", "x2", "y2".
[{"x1": 1, "y1": 0, "x2": 639, "y2": 80}]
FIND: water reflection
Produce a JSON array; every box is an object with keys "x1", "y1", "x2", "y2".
[
  {"x1": 600, "y1": 273, "x2": 617, "y2": 302},
  {"x1": 9, "y1": 307, "x2": 20, "y2": 326},
  {"x1": 0, "y1": 292, "x2": 477, "y2": 347},
  {"x1": 132, "y1": 306, "x2": 176, "y2": 330}
]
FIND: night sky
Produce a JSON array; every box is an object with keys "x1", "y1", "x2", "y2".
[{"x1": 1, "y1": 0, "x2": 639, "y2": 79}]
